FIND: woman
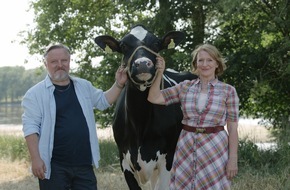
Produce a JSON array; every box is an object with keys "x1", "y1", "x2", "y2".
[{"x1": 148, "y1": 44, "x2": 239, "y2": 189}]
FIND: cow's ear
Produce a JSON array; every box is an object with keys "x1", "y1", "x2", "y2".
[
  {"x1": 161, "y1": 31, "x2": 186, "y2": 50},
  {"x1": 94, "y1": 35, "x2": 122, "y2": 53}
]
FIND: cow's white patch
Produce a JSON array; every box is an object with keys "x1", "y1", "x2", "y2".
[
  {"x1": 136, "y1": 73, "x2": 152, "y2": 81},
  {"x1": 163, "y1": 73, "x2": 178, "y2": 86},
  {"x1": 166, "y1": 68, "x2": 178, "y2": 73},
  {"x1": 139, "y1": 85, "x2": 147, "y2": 91},
  {"x1": 121, "y1": 148, "x2": 170, "y2": 190},
  {"x1": 130, "y1": 26, "x2": 148, "y2": 41}
]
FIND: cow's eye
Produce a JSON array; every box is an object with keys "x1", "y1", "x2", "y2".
[
  {"x1": 120, "y1": 43, "x2": 128, "y2": 53},
  {"x1": 151, "y1": 42, "x2": 160, "y2": 52}
]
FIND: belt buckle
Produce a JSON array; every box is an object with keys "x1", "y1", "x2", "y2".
[{"x1": 196, "y1": 128, "x2": 206, "y2": 133}]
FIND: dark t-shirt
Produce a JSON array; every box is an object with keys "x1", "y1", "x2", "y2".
[{"x1": 52, "y1": 81, "x2": 92, "y2": 166}]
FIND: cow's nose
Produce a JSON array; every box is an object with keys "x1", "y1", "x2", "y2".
[{"x1": 134, "y1": 58, "x2": 154, "y2": 68}]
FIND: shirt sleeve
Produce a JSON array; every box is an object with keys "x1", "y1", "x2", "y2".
[
  {"x1": 22, "y1": 90, "x2": 42, "y2": 137},
  {"x1": 85, "y1": 80, "x2": 110, "y2": 111}
]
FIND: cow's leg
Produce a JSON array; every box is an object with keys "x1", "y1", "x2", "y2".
[
  {"x1": 121, "y1": 153, "x2": 143, "y2": 190},
  {"x1": 154, "y1": 165, "x2": 170, "y2": 190},
  {"x1": 124, "y1": 170, "x2": 142, "y2": 190},
  {"x1": 153, "y1": 153, "x2": 170, "y2": 190}
]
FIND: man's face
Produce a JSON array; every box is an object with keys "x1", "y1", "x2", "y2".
[{"x1": 44, "y1": 48, "x2": 70, "y2": 83}]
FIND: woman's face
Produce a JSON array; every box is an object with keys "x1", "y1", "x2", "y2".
[{"x1": 196, "y1": 50, "x2": 218, "y2": 79}]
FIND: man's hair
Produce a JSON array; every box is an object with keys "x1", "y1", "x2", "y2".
[{"x1": 43, "y1": 44, "x2": 71, "y2": 58}]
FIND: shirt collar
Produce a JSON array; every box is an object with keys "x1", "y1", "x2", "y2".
[{"x1": 195, "y1": 77, "x2": 219, "y2": 86}]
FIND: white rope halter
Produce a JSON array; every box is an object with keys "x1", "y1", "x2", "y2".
[{"x1": 123, "y1": 45, "x2": 164, "y2": 90}]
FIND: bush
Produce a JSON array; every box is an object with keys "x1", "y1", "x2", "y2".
[{"x1": 238, "y1": 139, "x2": 290, "y2": 172}]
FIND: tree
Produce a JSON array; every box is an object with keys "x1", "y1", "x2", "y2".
[
  {"x1": 0, "y1": 67, "x2": 25, "y2": 102},
  {"x1": 215, "y1": 0, "x2": 290, "y2": 142},
  {"x1": 0, "y1": 67, "x2": 46, "y2": 103}
]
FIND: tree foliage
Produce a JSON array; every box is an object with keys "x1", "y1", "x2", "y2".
[
  {"x1": 0, "y1": 67, "x2": 46, "y2": 103},
  {"x1": 21, "y1": 0, "x2": 290, "y2": 141},
  {"x1": 214, "y1": 0, "x2": 290, "y2": 141}
]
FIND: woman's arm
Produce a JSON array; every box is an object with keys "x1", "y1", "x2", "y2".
[
  {"x1": 147, "y1": 56, "x2": 166, "y2": 105},
  {"x1": 226, "y1": 121, "x2": 239, "y2": 180}
]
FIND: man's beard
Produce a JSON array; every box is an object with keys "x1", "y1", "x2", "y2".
[{"x1": 49, "y1": 70, "x2": 69, "y2": 82}]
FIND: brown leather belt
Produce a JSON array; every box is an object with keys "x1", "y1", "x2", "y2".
[{"x1": 183, "y1": 125, "x2": 224, "y2": 133}]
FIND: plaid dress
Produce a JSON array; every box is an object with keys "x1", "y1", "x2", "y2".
[{"x1": 161, "y1": 78, "x2": 239, "y2": 190}]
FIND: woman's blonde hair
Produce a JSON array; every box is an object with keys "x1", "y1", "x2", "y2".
[{"x1": 191, "y1": 44, "x2": 227, "y2": 76}]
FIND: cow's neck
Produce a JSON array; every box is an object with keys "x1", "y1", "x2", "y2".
[{"x1": 126, "y1": 83, "x2": 150, "y2": 111}]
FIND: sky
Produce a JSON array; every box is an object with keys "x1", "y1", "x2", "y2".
[{"x1": 0, "y1": 0, "x2": 43, "y2": 70}]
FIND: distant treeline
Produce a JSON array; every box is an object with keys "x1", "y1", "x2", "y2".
[{"x1": 0, "y1": 66, "x2": 46, "y2": 103}]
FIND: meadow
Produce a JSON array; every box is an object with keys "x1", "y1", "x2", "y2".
[{"x1": 0, "y1": 121, "x2": 289, "y2": 190}]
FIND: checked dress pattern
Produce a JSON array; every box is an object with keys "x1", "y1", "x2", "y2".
[{"x1": 161, "y1": 78, "x2": 239, "y2": 190}]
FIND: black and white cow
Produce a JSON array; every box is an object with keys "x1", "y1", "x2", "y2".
[{"x1": 95, "y1": 25, "x2": 196, "y2": 189}]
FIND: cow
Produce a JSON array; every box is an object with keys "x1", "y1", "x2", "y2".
[{"x1": 94, "y1": 25, "x2": 196, "y2": 189}]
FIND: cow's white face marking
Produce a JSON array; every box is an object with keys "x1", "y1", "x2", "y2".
[
  {"x1": 130, "y1": 26, "x2": 148, "y2": 41},
  {"x1": 136, "y1": 73, "x2": 152, "y2": 81}
]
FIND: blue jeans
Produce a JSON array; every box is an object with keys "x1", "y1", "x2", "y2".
[{"x1": 39, "y1": 162, "x2": 97, "y2": 190}]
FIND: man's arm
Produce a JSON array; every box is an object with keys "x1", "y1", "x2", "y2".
[{"x1": 25, "y1": 134, "x2": 46, "y2": 180}]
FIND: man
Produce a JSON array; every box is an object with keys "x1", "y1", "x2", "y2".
[{"x1": 22, "y1": 43, "x2": 127, "y2": 190}]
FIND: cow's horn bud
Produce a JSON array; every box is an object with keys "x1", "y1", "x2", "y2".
[
  {"x1": 105, "y1": 45, "x2": 113, "y2": 53},
  {"x1": 168, "y1": 39, "x2": 175, "y2": 49}
]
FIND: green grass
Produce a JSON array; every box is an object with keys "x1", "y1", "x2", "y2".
[
  {"x1": 0, "y1": 135, "x2": 289, "y2": 189},
  {"x1": 98, "y1": 139, "x2": 120, "y2": 168},
  {"x1": 0, "y1": 135, "x2": 29, "y2": 161},
  {"x1": 0, "y1": 135, "x2": 120, "y2": 167},
  {"x1": 232, "y1": 166, "x2": 290, "y2": 190}
]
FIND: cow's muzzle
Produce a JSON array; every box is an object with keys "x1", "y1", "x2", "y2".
[{"x1": 133, "y1": 57, "x2": 154, "y2": 81}]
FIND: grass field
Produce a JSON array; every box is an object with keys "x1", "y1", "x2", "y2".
[
  {"x1": 1, "y1": 159, "x2": 289, "y2": 190},
  {"x1": 0, "y1": 119, "x2": 289, "y2": 190}
]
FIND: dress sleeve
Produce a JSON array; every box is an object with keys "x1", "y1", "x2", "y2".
[
  {"x1": 161, "y1": 80, "x2": 191, "y2": 106},
  {"x1": 226, "y1": 86, "x2": 239, "y2": 122}
]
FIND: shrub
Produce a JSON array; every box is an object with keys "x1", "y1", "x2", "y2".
[{"x1": 238, "y1": 139, "x2": 290, "y2": 172}]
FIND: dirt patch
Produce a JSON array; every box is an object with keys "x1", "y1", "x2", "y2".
[{"x1": 0, "y1": 159, "x2": 38, "y2": 190}]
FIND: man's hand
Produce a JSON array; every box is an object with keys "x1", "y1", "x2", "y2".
[
  {"x1": 31, "y1": 157, "x2": 46, "y2": 180},
  {"x1": 115, "y1": 65, "x2": 128, "y2": 87}
]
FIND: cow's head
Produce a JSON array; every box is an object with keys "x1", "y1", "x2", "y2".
[{"x1": 94, "y1": 24, "x2": 185, "y2": 91}]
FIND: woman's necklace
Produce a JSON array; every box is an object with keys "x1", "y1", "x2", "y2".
[{"x1": 54, "y1": 82, "x2": 71, "y2": 92}]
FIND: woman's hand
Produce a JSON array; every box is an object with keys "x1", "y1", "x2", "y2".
[
  {"x1": 156, "y1": 56, "x2": 165, "y2": 75},
  {"x1": 226, "y1": 156, "x2": 238, "y2": 180}
]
